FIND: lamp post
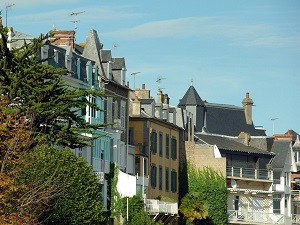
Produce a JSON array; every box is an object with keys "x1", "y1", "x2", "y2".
[
  {"x1": 6, "y1": 3, "x2": 15, "y2": 27},
  {"x1": 131, "y1": 72, "x2": 141, "y2": 90},
  {"x1": 271, "y1": 118, "x2": 278, "y2": 135}
]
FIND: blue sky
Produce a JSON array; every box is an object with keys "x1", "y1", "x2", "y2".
[{"x1": 2, "y1": 0, "x2": 300, "y2": 136}]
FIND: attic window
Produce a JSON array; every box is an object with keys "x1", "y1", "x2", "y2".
[{"x1": 54, "y1": 49, "x2": 58, "y2": 63}]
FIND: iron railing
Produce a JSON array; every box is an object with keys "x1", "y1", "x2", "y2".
[
  {"x1": 292, "y1": 214, "x2": 300, "y2": 224},
  {"x1": 145, "y1": 199, "x2": 178, "y2": 215},
  {"x1": 228, "y1": 210, "x2": 284, "y2": 224},
  {"x1": 227, "y1": 166, "x2": 272, "y2": 180}
]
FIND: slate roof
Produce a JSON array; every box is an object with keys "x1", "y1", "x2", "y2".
[
  {"x1": 139, "y1": 99, "x2": 155, "y2": 104},
  {"x1": 100, "y1": 50, "x2": 112, "y2": 63},
  {"x1": 271, "y1": 140, "x2": 290, "y2": 171},
  {"x1": 205, "y1": 103, "x2": 266, "y2": 136},
  {"x1": 178, "y1": 85, "x2": 205, "y2": 107},
  {"x1": 195, "y1": 133, "x2": 274, "y2": 156},
  {"x1": 178, "y1": 84, "x2": 266, "y2": 137},
  {"x1": 11, "y1": 30, "x2": 34, "y2": 48},
  {"x1": 112, "y1": 58, "x2": 126, "y2": 70},
  {"x1": 285, "y1": 130, "x2": 299, "y2": 141},
  {"x1": 293, "y1": 135, "x2": 300, "y2": 150},
  {"x1": 82, "y1": 29, "x2": 102, "y2": 71}
]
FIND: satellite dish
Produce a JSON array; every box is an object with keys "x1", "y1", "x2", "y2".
[{"x1": 231, "y1": 179, "x2": 237, "y2": 189}]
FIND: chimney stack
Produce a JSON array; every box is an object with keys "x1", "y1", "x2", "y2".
[
  {"x1": 157, "y1": 90, "x2": 164, "y2": 104},
  {"x1": 50, "y1": 30, "x2": 76, "y2": 49},
  {"x1": 242, "y1": 92, "x2": 254, "y2": 125}
]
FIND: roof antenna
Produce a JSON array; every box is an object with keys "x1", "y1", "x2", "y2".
[
  {"x1": 70, "y1": 11, "x2": 85, "y2": 30},
  {"x1": 156, "y1": 76, "x2": 166, "y2": 91}
]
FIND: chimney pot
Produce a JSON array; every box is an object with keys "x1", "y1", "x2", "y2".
[
  {"x1": 142, "y1": 84, "x2": 145, "y2": 89},
  {"x1": 134, "y1": 95, "x2": 139, "y2": 102},
  {"x1": 246, "y1": 92, "x2": 249, "y2": 98}
]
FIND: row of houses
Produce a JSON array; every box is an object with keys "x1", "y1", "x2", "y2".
[{"x1": 8, "y1": 21, "x2": 300, "y2": 224}]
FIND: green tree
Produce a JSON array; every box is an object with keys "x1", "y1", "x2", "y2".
[
  {"x1": 0, "y1": 25, "x2": 106, "y2": 151},
  {"x1": 179, "y1": 192, "x2": 209, "y2": 224},
  {"x1": 17, "y1": 145, "x2": 105, "y2": 225},
  {"x1": 188, "y1": 165, "x2": 227, "y2": 225}
]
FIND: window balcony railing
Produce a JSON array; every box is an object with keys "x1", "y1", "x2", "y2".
[
  {"x1": 145, "y1": 199, "x2": 178, "y2": 215},
  {"x1": 226, "y1": 166, "x2": 272, "y2": 181},
  {"x1": 228, "y1": 210, "x2": 284, "y2": 224},
  {"x1": 292, "y1": 214, "x2": 300, "y2": 224}
]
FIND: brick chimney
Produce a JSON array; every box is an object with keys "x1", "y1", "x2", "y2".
[
  {"x1": 157, "y1": 90, "x2": 164, "y2": 104},
  {"x1": 130, "y1": 95, "x2": 141, "y2": 116},
  {"x1": 50, "y1": 29, "x2": 76, "y2": 49},
  {"x1": 242, "y1": 92, "x2": 254, "y2": 125}
]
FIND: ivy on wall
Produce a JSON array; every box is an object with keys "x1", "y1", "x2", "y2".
[{"x1": 187, "y1": 164, "x2": 228, "y2": 225}]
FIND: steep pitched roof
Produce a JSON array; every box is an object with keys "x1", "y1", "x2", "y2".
[
  {"x1": 112, "y1": 58, "x2": 126, "y2": 70},
  {"x1": 178, "y1": 84, "x2": 205, "y2": 107},
  {"x1": 100, "y1": 50, "x2": 112, "y2": 62},
  {"x1": 82, "y1": 29, "x2": 102, "y2": 70},
  {"x1": 271, "y1": 140, "x2": 290, "y2": 171},
  {"x1": 195, "y1": 133, "x2": 274, "y2": 156},
  {"x1": 205, "y1": 103, "x2": 266, "y2": 136}
]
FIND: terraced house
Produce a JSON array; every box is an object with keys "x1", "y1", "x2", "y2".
[{"x1": 129, "y1": 85, "x2": 182, "y2": 224}]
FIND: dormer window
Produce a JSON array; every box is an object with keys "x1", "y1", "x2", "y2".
[{"x1": 54, "y1": 49, "x2": 58, "y2": 63}]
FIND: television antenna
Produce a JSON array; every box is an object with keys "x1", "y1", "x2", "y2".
[
  {"x1": 70, "y1": 11, "x2": 85, "y2": 30},
  {"x1": 6, "y1": 3, "x2": 15, "y2": 27},
  {"x1": 156, "y1": 76, "x2": 166, "y2": 91}
]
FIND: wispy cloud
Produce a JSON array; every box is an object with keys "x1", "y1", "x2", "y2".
[{"x1": 102, "y1": 16, "x2": 300, "y2": 49}]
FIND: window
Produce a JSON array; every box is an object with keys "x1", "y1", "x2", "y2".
[
  {"x1": 128, "y1": 127, "x2": 134, "y2": 145},
  {"x1": 234, "y1": 196, "x2": 239, "y2": 211},
  {"x1": 120, "y1": 101, "x2": 126, "y2": 128},
  {"x1": 114, "y1": 101, "x2": 118, "y2": 120},
  {"x1": 81, "y1": 102, "x2": 86, "y2": 116},
  {"x1": 159, "y1": 132, "x2": 163, "y2": 157},
  {"x1": 166, "y1": 134, "x2": 169, "y2": 158},
  {"x1": 273, "y1": 194, "x2": 281, "y2": 214},
  {"x1": 159, "y1": 166, "x2": 163, "y2": 190},
  {"x1": 171, "y1": 170, "x2": 177, "y2": 192},
  {"x1": 151, "y1": 130, "x2": 157, "y2": 154},
  {"x1": 151, "y1": 164, "x2": 157, "y2": 188},
  {"x1": 90, "y1": 96, "x2": 96, "y2": 118},
  {"x1": 107, "y1": 97, "x2": 113, "y2": 125},
  {"x1": 171, "y1": 137, "x2": 177, "y2": 160},
  {"x1": 165, "y1": 167, "x2": 169, "y2": 192}
]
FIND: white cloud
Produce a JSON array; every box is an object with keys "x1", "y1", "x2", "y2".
[{"x1": 102, "y1": 16, "x2": 300, "y2": 49}]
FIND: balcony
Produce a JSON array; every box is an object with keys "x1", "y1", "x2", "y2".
[
  {"x1": 292, "y1": 214, "x2": 300, "y2": 224},
  {"x1": 292, "y1": 190, "x2": 300, "y2": 201},
  {"x1": 145, "y1": 199, "x2": 178, "y2": 215},
  {"x1": 228, "y1": 210, "x2": 284, "y2": 224},
  {"x1": 227, "y1": 166, "x2": 272, "y2": 181}
]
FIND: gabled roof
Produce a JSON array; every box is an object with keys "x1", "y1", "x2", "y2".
[
  {"x1": 178, "y1": 85, "x2": 205, "y2": 107},
  {"x1": 100, "y1": 50, "x2": 112, "y2": 63},
  {"x1": 112, "y1": 58, "x2": 126, "y2": 70},
  {"x1": 271, "y1": 140, "x2": 290, "y2": 171},
  {"x1": 195, "y1": 133, "x2": 274, "y2": 156}
]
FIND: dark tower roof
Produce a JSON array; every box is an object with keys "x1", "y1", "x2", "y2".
[{"x1": 178, "y1": 84, "x2": 205, "y2": 107}]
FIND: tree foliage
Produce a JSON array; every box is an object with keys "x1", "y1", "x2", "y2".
[
  {"x1": 121, "y1": 195, "x2": 160, "y2": 225},
  {"x1": 179, "y1": 192, "x2": 209, "y2": 224},
  {"x1": 0, "y1": 22, "x2": 107, "y2": 224},
  {"x1": 187, "y1": 165, "x2": 227, "y2": 225},
  {"x1": 18, "y1": 145, "x2": 105, "y2": 224},
  {"x1": 0, "y1": 25, "x2": 106, "y2": 150}
]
